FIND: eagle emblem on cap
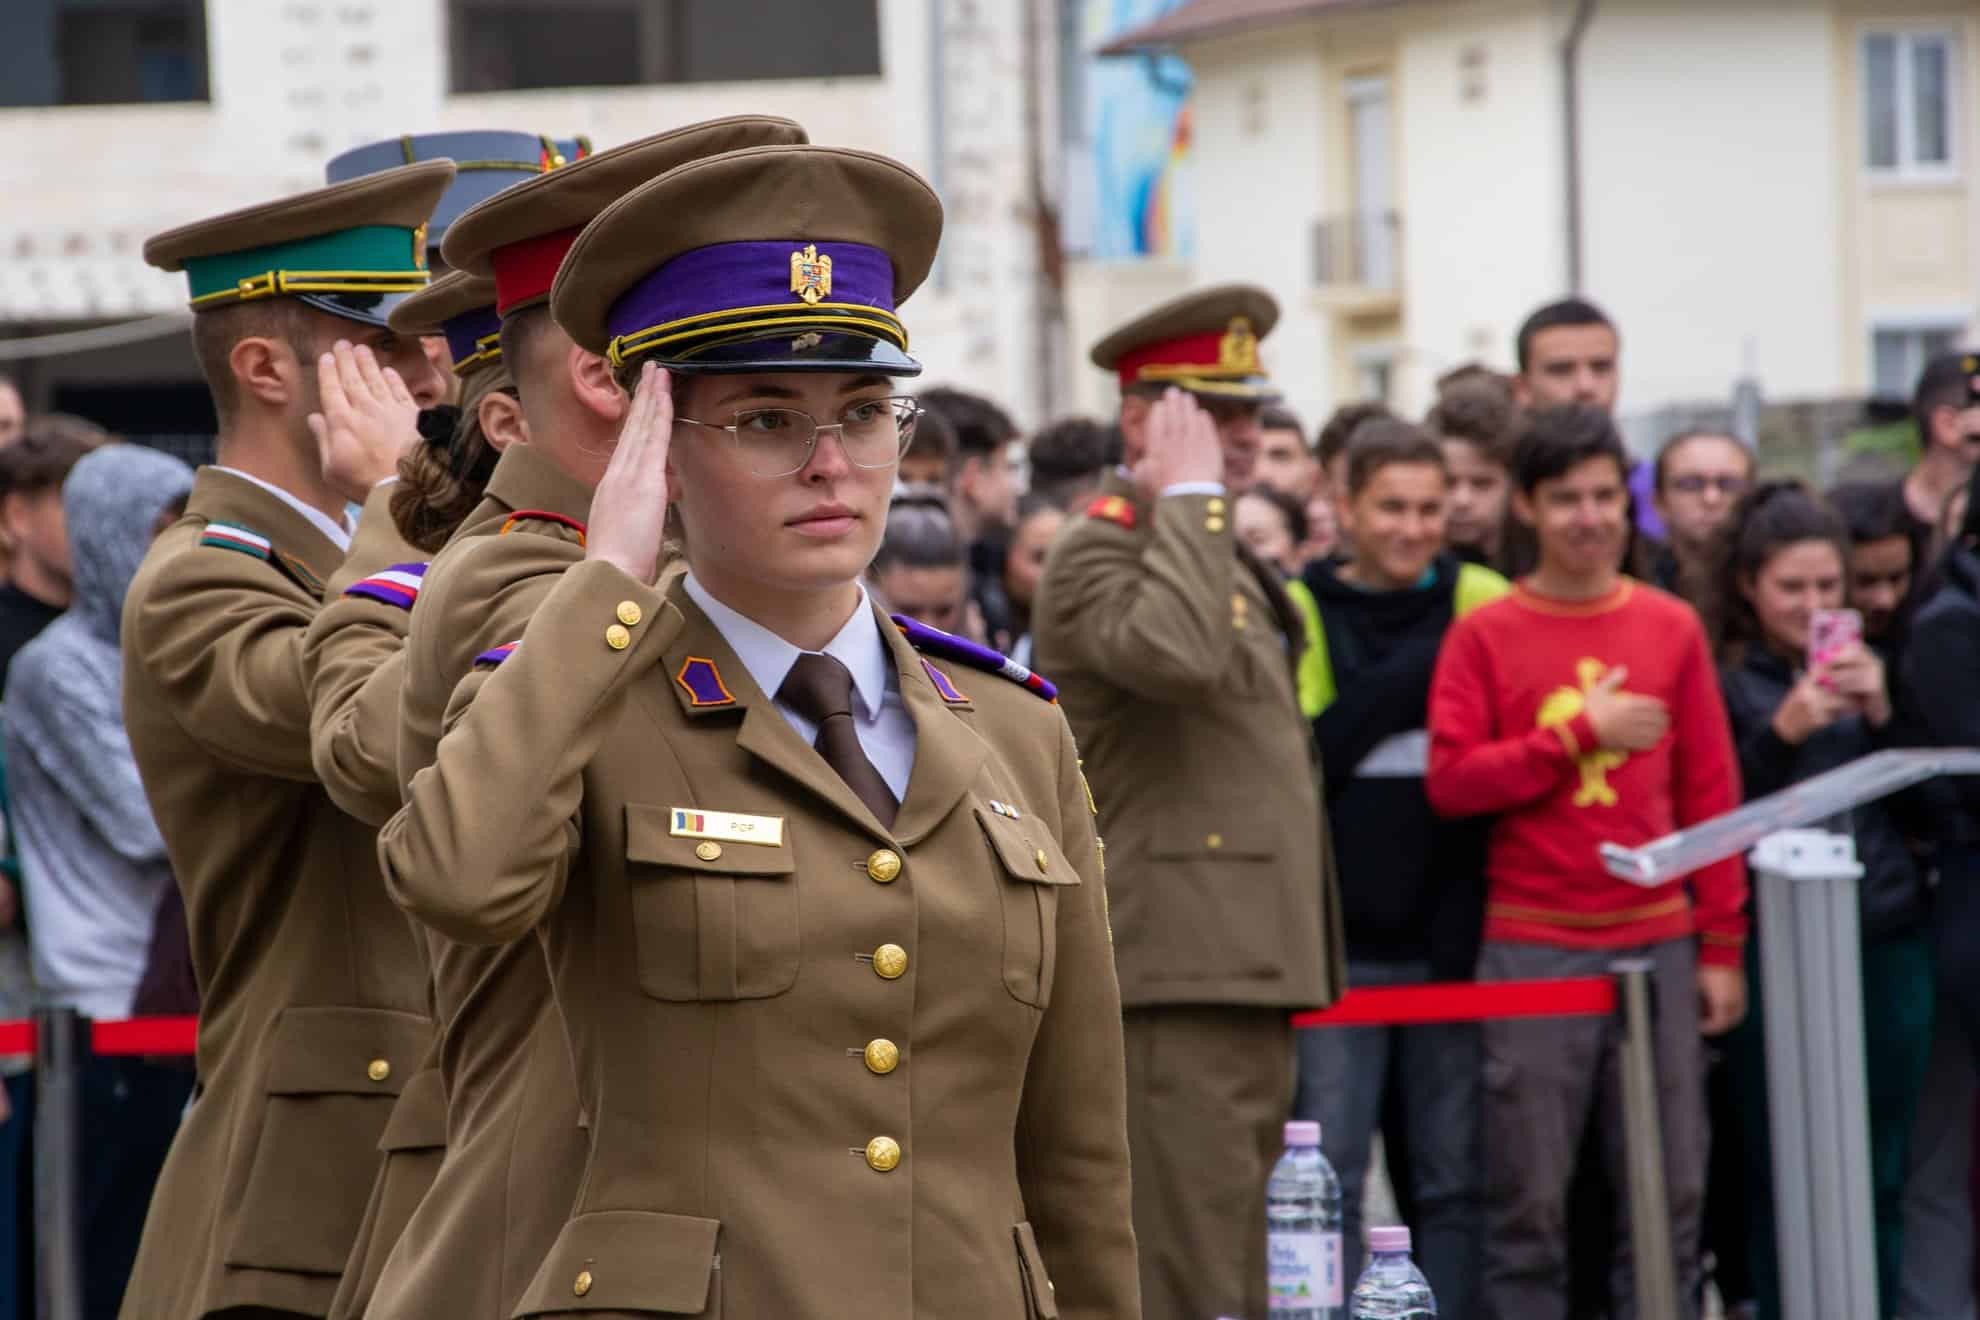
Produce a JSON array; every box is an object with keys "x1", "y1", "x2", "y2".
[
  {"x1": 1218, "y1": 317, "x2": 1259, "y2": 373},
  {"x1": 790, "y1": 244, "x2": 832, "y2": 305}
]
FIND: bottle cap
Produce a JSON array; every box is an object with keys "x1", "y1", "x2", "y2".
[
  {"x1": 1283, "y1": 1119, "x2": 1321, "y2": 1146},
  {"x1": 1368, "y1": 1224, "x2": 1412, "y2": 1253}
]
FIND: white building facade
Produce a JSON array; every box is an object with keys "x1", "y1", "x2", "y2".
[
  {"x1": 1072, "y1": 0, "x2": 1980, "y2": 443},
  {"x1": 0, "y1": 0, "x2": 1066, "y2": 438}
]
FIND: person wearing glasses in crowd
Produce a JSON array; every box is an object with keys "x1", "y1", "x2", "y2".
[
  {"x1": 1644, "y1": 430, "x2": 1755, "y2": 598},
  {"x1": 378, "y1": 144, "x2": 1137, "y2": 1317}
]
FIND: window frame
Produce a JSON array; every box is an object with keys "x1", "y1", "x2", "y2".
[
  {"x1": 1866, "y1": 308, "x2": 1972, "y2": 397},
  {"x1": 1859, "y1": 25, "x2": 1961, "y2": 183}
]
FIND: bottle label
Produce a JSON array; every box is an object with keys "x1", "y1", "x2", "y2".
[{"x1": 1268, "y1": 1229, "x2": 1345, "y2": 1309}]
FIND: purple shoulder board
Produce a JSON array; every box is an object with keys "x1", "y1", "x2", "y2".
[{"x1": 890, "y1": 614, "x2": 1057, "y2": 703}]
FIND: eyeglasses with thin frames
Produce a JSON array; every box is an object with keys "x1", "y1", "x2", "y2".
[{"x1": 674, "y1": 395, "x2": 922, "y2": 478}]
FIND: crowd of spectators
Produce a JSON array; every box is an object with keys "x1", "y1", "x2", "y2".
[
  {"x1": 0, "y1": 297, "x2": 1975, "y2": 1320},
  {"x1": 864, "y1": 304, "x2": 1980, "y2": 1320}
]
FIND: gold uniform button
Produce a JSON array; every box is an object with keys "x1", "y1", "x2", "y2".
[
  {"x1": 605, "y1": 623, "x2": 632, "y2": 650},
  {"x1": 1206, "y1": 833, "x2": 1224, "y2": 850},
  {"x1": 1034, "y1": 847, "x2": 1050, "y2": 873},
  {"x1": 573, "y1": 1269, "x2": 593, "y2": 1297},
  {"x1": 694, "y1": 840, "x2": 723, "y2": 862},
  {"x1": 1207, "y1": 496, "x2": 1227, "y2": 514},
  {"x1": 866, "y1": 849, "x2": 902, "y2": 884},
  {"x1": 864, "y1": 1039, "x2": 900, "y2": 1075},
  {"x1": 865, "y1": 1136, "x2": 902, "y2": 1172},
  {"x1": 615, "y1": 600, "x2": 643, "y2": 627},
  {"x1": 367, "y1": 1058, "x2": 391, "y2": 1083},
  {"x1": 1206, "y1": 516, "x2": 1227, "y2": 533},
  {"x1": 873, "y1": 943, "x2": 909, "y2": 980}
]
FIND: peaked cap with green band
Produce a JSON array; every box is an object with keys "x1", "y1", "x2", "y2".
[{"x1": 143, "y1": 160, "x2": 455, "y2": 329}]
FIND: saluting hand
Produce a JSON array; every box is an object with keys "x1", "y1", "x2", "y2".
[
  {"x1": 585, "y1": 361, "x2": 674, "y2": 585},
  {"x1": 310, "y1": 340, "x2": 421, "y2": 503},
  {"x1": 1131, "y1": 387, "x2": 1223, "y2": 504}
]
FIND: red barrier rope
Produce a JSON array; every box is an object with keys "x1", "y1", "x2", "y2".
[
  {"x1": 0, "y1": 981, "x2": 1615, "y2": 1058},
  {"x1": 1293, "y1": 977, "x2": 1617, "y2": 1028}
]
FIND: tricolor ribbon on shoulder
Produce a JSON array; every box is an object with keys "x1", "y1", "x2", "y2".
[
  {"x1": 343, "y1": 562, "x2": 428, "y2": 611},
  {"x1": 199, "y1": 522, "x2": 272, "y2": 561},
  {"x1": 474, "y1": 640, "x2": 519, "y2": 667}
]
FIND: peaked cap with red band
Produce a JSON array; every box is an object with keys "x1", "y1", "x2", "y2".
[
  {"x1": 1089, "y1": 283, "x2": 1282, "y2": 402},
  {"x1": 441, "y1": 115, "x2": 808, "y2": 317}
]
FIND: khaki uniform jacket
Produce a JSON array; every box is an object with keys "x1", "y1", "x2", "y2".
[
  {"x1": 1031, "y1": 471, "x2": 1344, "y2": 1010},
  {"x1": 378, "y1": 566, "x2": 1140, "y2": 1319},
  {"x1": 366, "y1": 441, "x2": 599, "y2": 1320},
  {"x1": 296, "y1": 483, "x2": 443, "y2": 1320},
  {"x1": 119, "y1": 469, "x2": 429, "y2": 1320}
]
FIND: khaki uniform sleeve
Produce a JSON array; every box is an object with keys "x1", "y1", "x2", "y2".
[
  {"x1": 1015, "y1": 714, "x2": 1140, "y2": 1319},
  {"x1": 379, "y1": 560, "x2": 677, "y2": 946},
  {"x1": 128, "y1": 540, "x2": 318, "y2": 781},
  {"x1": 1038, "y1": 493, "x2": 1240, "y2": 704},
  {"x1": 303, "y1": 486, "x2": 421, "y2": 826}
]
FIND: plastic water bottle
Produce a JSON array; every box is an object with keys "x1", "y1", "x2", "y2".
[
  {"x1": 1349, "y1": 1225, "x2": 1436, "y2": 1318},
  {"x1": 1267, "y1": 1119, "x2": 1344, "y2": 1319}
]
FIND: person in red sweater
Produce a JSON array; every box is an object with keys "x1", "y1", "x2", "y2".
[{"x1": 1426, "y1": 403, "x2": 1747, "y2": 1320}]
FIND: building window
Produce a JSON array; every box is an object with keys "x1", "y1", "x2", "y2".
[
  {"x1": 1862, "y1": 30, "x2": 1957, "y2": 177},
  {"x1": 1870, "y1": 321, "x2": 1965, "y2": 398},
  {"x1": 0, "y1": 0, "x2": 209, "y2": 107},
  {"x1": 448, "y1": 0, "x2": 881, "y2": 94}
]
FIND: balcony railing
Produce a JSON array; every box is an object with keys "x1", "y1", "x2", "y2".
[{"x1": 1311, "y1": 210, "x2": 1402, "y2": 292}]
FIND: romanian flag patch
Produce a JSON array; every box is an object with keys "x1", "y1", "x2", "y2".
[
  {"x1": 344, "y1": 562, "x2": 428, "y2": 610},
  {"x1": 200, "y1": 522, "x2": 272, "y2": 561},
  {"x1": 1085, "y1": 494, "x2": 1137, "y2": 531},
  {"x1": 474, "y1": 641, "x2": 519, "y2": 668}
]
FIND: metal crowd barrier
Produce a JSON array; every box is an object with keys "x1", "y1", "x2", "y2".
[
  {"x1": 1299, "y1": 965, "x2": 1677, "y2": 1318},
  {"x1": 1602, "y1": 748, "x2": 1980, "y2": 1320}
]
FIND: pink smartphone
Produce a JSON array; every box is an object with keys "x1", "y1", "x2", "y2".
[{"x1": 1809, "y1": 607, "x2": 1862, "y2": 670}]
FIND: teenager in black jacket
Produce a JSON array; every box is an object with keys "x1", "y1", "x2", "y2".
[{"x1": 1706, "y1": 483, "x2": 1932, "y2": 1320}]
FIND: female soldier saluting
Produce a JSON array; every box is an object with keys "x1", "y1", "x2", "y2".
[{"x1": 377, "y1": 144, "x2": 1138, "y2": 1318}]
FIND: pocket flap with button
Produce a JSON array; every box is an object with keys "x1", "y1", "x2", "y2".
[
  {"x1": 263, "y1": 1005, "x2": 431, "y2": 1097},
  {"x1": 512, "y1": 1210, "x2": 721, "y2": 1316},
  {"x1": 625, "y1": 804, "x2": 796, "y2": 876},
  {"x1": 1148, "y1": 816, "x2": 1276, "y2": 862},
  {"x1": 1014, "y1": 1222, "x2": 1061, "y2": 1319},
  {"x1": 377, "y1": 1064, "x2": 448, "y2": 1151},
  {"x1": 974, "y1": 805, "x2": 1079, "y2": 886}
]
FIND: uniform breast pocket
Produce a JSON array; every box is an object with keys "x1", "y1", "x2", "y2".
[
  {"x1": 976, "y1": 805, "x2": 1080, "y2": 1009},
  {"x1": 624, "y1": 804, "x2": 799, "y2": 1003}
]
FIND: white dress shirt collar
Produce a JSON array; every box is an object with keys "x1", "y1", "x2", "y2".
[
  {"x1": 683, "y1": 573, "x2": 891, "y2": 719},
  {"x1": 211, "y1": 466, "x2": 354, "y2": 553}
]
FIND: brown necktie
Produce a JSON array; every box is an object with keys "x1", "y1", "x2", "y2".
[{"x1": 778, "y1": 653, "x2": 899, "y2": 828}]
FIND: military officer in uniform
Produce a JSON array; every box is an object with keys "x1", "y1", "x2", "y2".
[
  {"x1": 377, "y1": 143, "x2": 1139, "y2": 1318},
  {"x1": 122, "y1": 162, "x2": 455, "y2": 1320},
  {"x1": 1031, "y1": 285, "x2": 1345, "y2": 1320},
  {"x1": 295, "y1": 267, "x2": 509, "y2": 1320},
  {"x1": 352, "y1": 118, "x2": 810, "y2": 1320}
]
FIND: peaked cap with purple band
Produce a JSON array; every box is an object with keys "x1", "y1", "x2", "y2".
[
  {"x1": 551, "y1": 144, "x2": 943, "y2": 376},
  {"x1": 389, "y1": 271, "x2": 502, "y2": 376},
  {"x1": 892, "y1": 615, "x2": 1058, "y2": 703}
]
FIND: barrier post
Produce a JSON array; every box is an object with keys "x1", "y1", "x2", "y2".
[
  {"x1": 1752, "y1": 829, "x2": 1877, "y2": 1320},
  {"x1": 1612, "y1": 958, "x2": 1678, "y2": 1320},
  {"x1": 32, "y1": 1006, "x2": 85, "y2": 1320}
]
